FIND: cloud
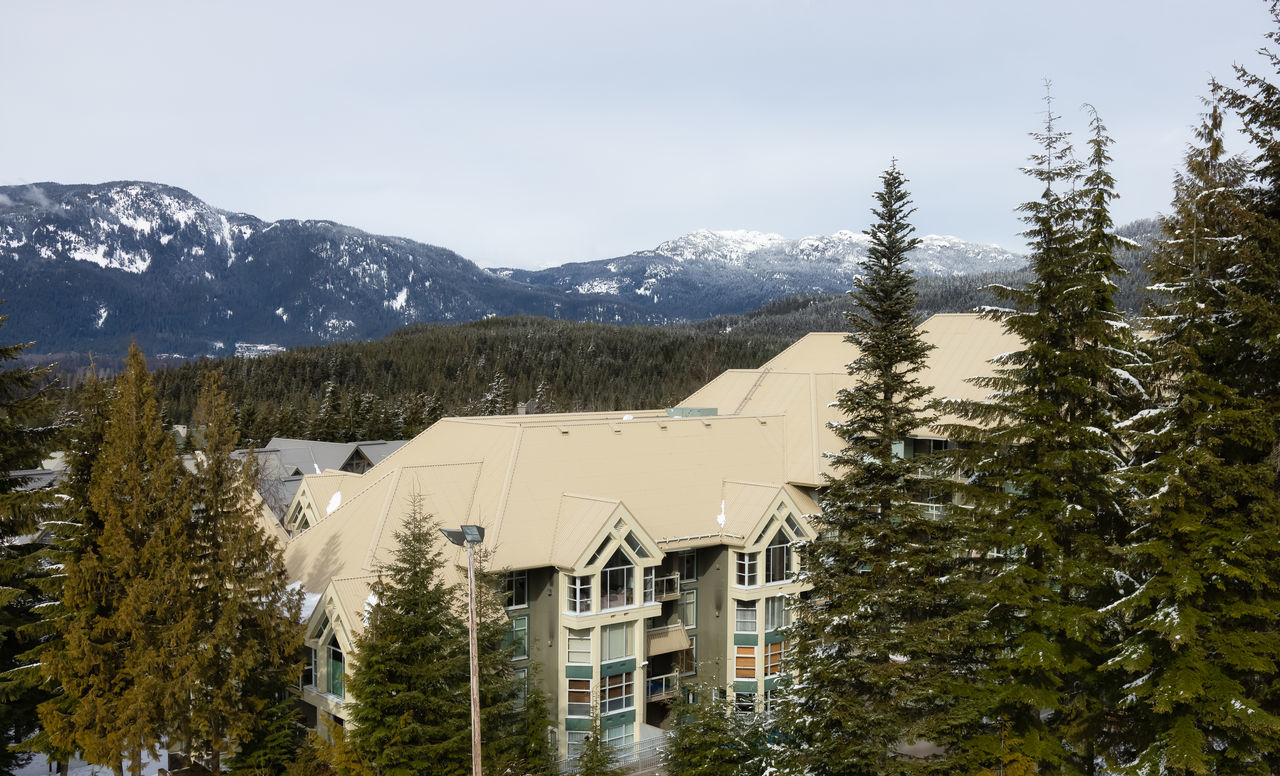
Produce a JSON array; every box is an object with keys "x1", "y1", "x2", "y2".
[
  {"x1": 24, "y1": 185, "x2": 52, "y2": 209},
  {"x1": 0, "y1": 193, "x2": 12, "y2": 207}
]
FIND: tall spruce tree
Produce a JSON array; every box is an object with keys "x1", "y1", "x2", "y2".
[
  {"x1": 1105, "y1": 92, "x2": 1280, "y2": 776},
  {"x1": 941, "y1": 94, "x2": 1136, "y2": 774},
  {"x1": 572, "y1": 715, "x2": 624, "y2": 776},
  {"x1": 42, "y1": 345, "x2": 191, "y2": 776},
  {"x1": 787, "y1": 163, "x2": 968, "y2": 775},
  {"x1": 34, "y1": 370, "x2": 112, "y2": 776},
  {"x1": 0, "y1": 308, "x2": 57, "y2": 774},
  {"x1": 177, "y1": 372, "x2": 303, "y2": 772},
  {"x1": 347, "y1": 493, "x2": 472, "y2": 775}
]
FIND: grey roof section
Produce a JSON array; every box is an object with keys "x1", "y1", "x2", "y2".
[{"x1": 248, "y1": 438, "x2": 408, "y2": 519}]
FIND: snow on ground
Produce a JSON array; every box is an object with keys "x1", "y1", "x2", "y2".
[{"x1": 16, "y1": 753, "x2": 164, "y2": 776}]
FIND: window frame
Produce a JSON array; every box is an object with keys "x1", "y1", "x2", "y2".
[
  {"x1": 765, "y1": 640, "x2": 785, "y2": 677},
  {"x1": 601, "y1": 621, "x2": 635, "y2": 663},
  {"x1": 566, "y1": 628, "x2": 591, "y2": 664},
  {"x1": 765, "y1": 595, "x2": 788, "y2": 632},
  {"x1": 601, "y1": 550, "x2": 635, "y2": 610},
  {"x1": 327, "y1": 636, "x2": 345, "y2": 698},
  {"x1": 735, "y1": 599, "x2": 757, "y2": 633},
  {"x1": 567, "y1": 678, "x2": 592, "y2": 718},
  {"x1": 601, "y1": 671, "x2": 635, "y2": 714},
  {"x1": 508, "y1": 614, "x2": 529, "y2": 660},
  {"x1": 764, "y1": 531, "x2": 792, "y2": 584},
  {"x1": 505, "y1": 570, "x2": 529, "y2": 610},
  {"x1": 568, "y1": 574, "x2": 592, "y2": 613},
  {"x1": 680, "y1": 589, "x2": 697, "y2": 629},
  {"x1": 735, "y1": 551, "x2": 759, "y2": 587},
  {"x1": 735, "y1": 645, "x2": 756, "y2": 680}
]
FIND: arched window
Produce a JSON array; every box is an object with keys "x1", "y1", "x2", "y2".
[{"x1": 602, "y1": 549, "x2": 634, "y2": 610}]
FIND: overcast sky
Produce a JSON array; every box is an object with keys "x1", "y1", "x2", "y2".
[{"x1": 3, "y1": 1, "x2": 1275, "y2": 269}]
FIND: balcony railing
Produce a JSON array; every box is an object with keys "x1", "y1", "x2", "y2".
[
  {"x1": 654, "y1": 573, "x2": 681, "y2": 601},
  {"x1": 646, "y1": 671, "x2": 679, "y2": 701},
  {"x1": 645, "y1": 620, "x2": 691, "y2": 656}
]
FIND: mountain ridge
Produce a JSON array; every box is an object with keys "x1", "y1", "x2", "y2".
[{"x1": 2, "y1": 181, "x2": 1025, "y2": 357}]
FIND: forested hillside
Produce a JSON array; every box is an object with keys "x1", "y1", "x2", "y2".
[{"x1": 151, "y1": 316, "x2": 794, "y2": 445}]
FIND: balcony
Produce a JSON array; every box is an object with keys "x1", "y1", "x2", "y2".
[
  {"x1": 654, "y1": 573, "x2": 681, "y2": 602},
  {"x1": 645, "y1": 620, "x2": 691, "y2": 656},
  {"x1": 646, "y1": 671, "x2": 679, "y2": 701}
]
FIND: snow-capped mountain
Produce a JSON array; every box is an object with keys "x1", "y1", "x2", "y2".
[
  {"x1": 0, "y1": 182, "x2": 659, "y2": 356},
  {"x1": 0, "y1": 183, "x2": 1025, "y2": 357},
  {"x1": 496, "y1": 228, "x2": 1024, "y2": 319}
]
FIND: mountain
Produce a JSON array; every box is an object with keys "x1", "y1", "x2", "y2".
[
  {"x1": 1, "y1": 182, "x2": 1024, "y2": 358},
  {"x1": 0, "y1": 182, "x2": 658, "y2": 357},
  {"x1": 492, "y1": 228, "x2": 1025, "y2": 319}
]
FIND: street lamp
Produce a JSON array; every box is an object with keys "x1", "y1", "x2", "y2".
[{"x1": 441, "y1": 524, "x2": 486, "y2": 776}]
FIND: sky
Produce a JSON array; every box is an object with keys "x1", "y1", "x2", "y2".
[{"x1": 2, "y1": 1, "x2": 1276, "y2": 269}]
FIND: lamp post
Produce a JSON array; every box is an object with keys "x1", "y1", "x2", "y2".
[{"x1": 441, "y1": 524, "x2": 486, "y2": 776}]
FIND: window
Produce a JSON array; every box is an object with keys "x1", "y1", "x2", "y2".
[
  {"x1": 735, "y1": 645, "x2": 756, "y2": 679},
  {"x1": 568, "y1": 575, "x2": 592, "y2": 613},
  {"x1": 567, "y1": 678, "x2": 592, "y2": 717},
  {"x1": 514, "y1": 667, "x2": 528, "y2": 709},
  {"x1": 765, "y1": 596, "x2": 788, "y2": 631},
  {"x1": 601, "y1": 672, "x2": 634, "y2": 713},
  {"x1": 763, "y1": 688, "x2": 778, "y2": 713},
  {"x1": 300, "y1": 646, "x2": 315, "y2": 688},
  {"x1": 603, "y1": 723, "x2": 634, "y2": 748},
  {"x1": 736, "y1": 552, "x2": 758, "y2": 587},
  {"x1": 735, "y1": 691, "x2": 756, "y2": 714},
  {"x1": 327, "y1": 636, "x2": 345, "y2": 698},
  {"x1": 784, "y1": 513, "x2": 804, "y2": 538},
  {"x1": 507, "y1": 615, "x2": 529, "y2": 660},
  {"x1": 680, "y1": 589, "x2": 697, "y2": 628},
  {"x1": 764, "y1": 531, "x2": 792, "y2": 583},
  {"x1": 602, "y1": 622, "x2": 634, "y2": 662},
  {"x1": 753, "y1": 516, "x2": 777, "y2": 546},
  {"x1": 567, "y1": 730, "x2": 588, "y2": 758},
  {"x1": 678, "y1": 635, "x2": 697, "y2": 676},
  {"x1": 679, "y1": 550, "x2": 697, "y2": 583},
  {"x1": 602, "y1": 550, "x2": 634, "y2": 610},
  {"x1": 735, "y1": 600, "x2": 757, "y2": 633},
  {"x1": 587, "y1": 537, "x2": 612, "y2": 567},
  {"x1": 643, "y1": 567, "x2": 655, "y2": 603},
  {"x1": 567, "y1": 628, "x2": 591, "y2": 664},
  {"x1": 505, "y1": 570, "x2": 528, "y2": 609},
  {"x1": 313, "y1": 613, "x2": 330, "y2": 640},
  {"x1": 765, "y1": 641, "x2": 785, "y2": 676},
  {"x1": 623, "y1": 531, "x2": 650, "y2": 559}
]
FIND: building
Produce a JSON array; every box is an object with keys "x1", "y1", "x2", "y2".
[{"x1": 277, "y1": 313, "x2": 1016, "y2": 757}]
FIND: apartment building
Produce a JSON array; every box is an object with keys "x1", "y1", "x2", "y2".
[{"x1": 277, "y1": 313, "x2": 1016, "y2": 757}]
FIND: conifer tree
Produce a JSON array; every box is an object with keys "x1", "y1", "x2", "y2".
[
  {"x1": 177, "y1": 371, "x2": 303, "y2": 772},
  {"x1": 346, "y1": 493, "x2": 473, "y2": 775},
  {"x1": 42, "y1": 344, "x2": 191, "y2": 776},
  {"x1": 572, "y1": 715, "x2": 623, "y2": 776},
  {"x1": 0, "y1": 308, "x2": 57, "y2": 774},
  {"x1": 942, "y1": 94, "x2": 1136, "y2": 773},
  {"x1": 787, "y1": 163, "x2": 967, "y2": 774},
  {"x1": 663, "y1": 686, "x2": 758, "y2": 776},
  {"x1": 1105, "y1": 91, "x2": 1280, "y2": 775},
  {"x1": 34, "y1": 370, "x2": 112, "y2": 776}
]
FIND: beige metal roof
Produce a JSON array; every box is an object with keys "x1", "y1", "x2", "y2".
[
  {"x1": 282, "y1": 313, "x2": 1014, "y2": 613},
  {"x1": 680, "y1": 313, "x2": 1019, "y2": 482}
]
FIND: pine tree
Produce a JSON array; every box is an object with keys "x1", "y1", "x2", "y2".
[
  {"x1": 0, "y1": 306, "x2": 58, "y2": 774},
  {"x1": 663, "y1": 686, "x2": 757, "y2": 776},
  {"x1": 787, "y1": 163, "x2": 969, "y2": 775},
  {"x1": 942, "y1": 93, "x2": 1137, "y2": 773},
  {"x1": 43, "y1": 344, "x2": 191, "y2": 776},
  {"x1": 1104, "y1": 91, "x2": 1280, "y2": 775},
  {"x1": 177, "y1": 371, "x2": 303, "y2": 772},
  {"x1": 347, "y1": 493, "x2": 473, "y2": 775}
]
